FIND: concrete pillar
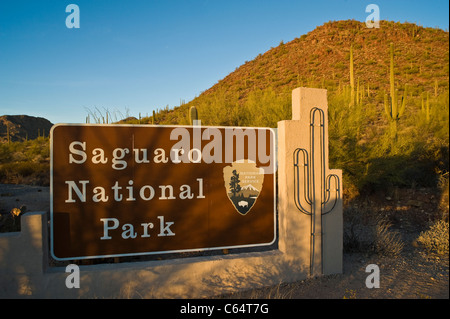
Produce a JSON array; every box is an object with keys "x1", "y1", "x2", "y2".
[
  {"x1": 278, "y1": 87, "x2": 342, "y2": 276},
  {"x1": 0, "y1": 212, "x2": 47, "y2": 297}
]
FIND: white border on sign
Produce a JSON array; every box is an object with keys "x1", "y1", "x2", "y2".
[{"x1": 49, "y1": 123, "x2": 277, "y2": 261}]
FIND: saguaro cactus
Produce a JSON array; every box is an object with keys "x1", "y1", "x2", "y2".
[
  {"x1": 385, "y1": 43, "x2": 407, "y2": 139},
  {"x1": 152, "y1": 110, "x2": 156, "y2": 125},
  {"x1": 349, "y1": 44, "x2": 355, "y2": 107},
  {"x1": 422, "y1": 91, "x2": 431, "y2": 123},
  {"x1": 6, "y1": 123, "x2": 10, "y2": 144},
  {"x1": 293, "y1": 107, "x2": 340, "y2": 275},
  {"x1": 189, "y1": 105, "x2": 198, "y2": 125},
  {"x1": 389, "y1": 43, "x2": 397, "y2": 115},
  {"x1": 384, "y1": 85, "x2": 407, "y2": 122}
]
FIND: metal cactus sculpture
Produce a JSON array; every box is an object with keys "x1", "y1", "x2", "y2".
[{"x1": 293, "y1": 107, "x2": 341, "y2": 275}]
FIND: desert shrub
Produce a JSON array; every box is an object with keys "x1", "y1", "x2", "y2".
[
  {"x1": 343, "y1": 207, "x2": 373, "y2": 252},
  {"x1": 344, "y1": 207, "x2": 404, "y2": 256},
  {"x1": 0, "y1": 162, "x2": 43, "y2": 177},
  {"x1": 416, "y1": 220, "x2": 449, "y2": 255},
  {"x1": 0, "y1": 161, "x2": 49, "y2": 185},
  {"x1": 438, "y1": 172, "x2": 449, "y2": 221},
  {"x1": 327, "y1": 83, "x2": 449, "y2": 193},
  {"x1": 373, "y1": 216, "x2": 404, "y2": 257},
  {"x1": 0, "y1": 137, "x2": 50, "y2": 185}
]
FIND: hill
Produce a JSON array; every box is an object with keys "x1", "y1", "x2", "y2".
[
  {"x1": 0, "y1": 21, "x2": 447, "y2": 296},
  {"x1": 145, "y1": 20, "x2": 448, "y2": 127},
  {"x1": 0, "y1": 115, "x2": 53, "y2": 143},
  {"x1": 140, "y1": 20, "x2": 448, "y2": 194}
]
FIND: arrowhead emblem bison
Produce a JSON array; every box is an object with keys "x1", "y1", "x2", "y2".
[{"x1": 223, "y1": 160, "x2": 264, "y2": 215}]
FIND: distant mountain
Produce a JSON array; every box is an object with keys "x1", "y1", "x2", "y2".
[
  {"x1": 239, "y1": 184, "x2": 260, "y2": 198},
  {"x1": 0, "y1": 115, "x2": 53, "y2": 143},
  {"x1": 241, "y1": 184, "x2": 259, "y2": 191},
  {"x1": 229, "y1": 184, "x2": 260, "y2": 198}
]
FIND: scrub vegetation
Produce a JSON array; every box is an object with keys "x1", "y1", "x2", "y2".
[
  {"x1": 1, "y1": 21, "x2": 448, "y2": 283},
  {"x1": 137, "y1": 20, "x2": 449, "y2": 198}
]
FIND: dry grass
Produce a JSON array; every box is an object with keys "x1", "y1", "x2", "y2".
[
  {"x1": 344, "y1": 206, "x2": 404, "y2": 257},
  {"x1": 416, "y1": 219, "x2": 449, "y2": 255},
  {"x1": 218, "y1": 281, "x2": 298, "y2": 299},
  {"x1": 373, "y1": 216, "x2": 404, "y2": 257}
]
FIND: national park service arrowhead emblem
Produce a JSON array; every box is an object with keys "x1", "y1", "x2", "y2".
[{"x1": 223, "y1": 160, "x2": 264, "y2": 215}]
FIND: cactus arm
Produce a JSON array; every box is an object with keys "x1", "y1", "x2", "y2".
[
  {"x1": 398, "y1": 85, "x2": 407, "y2": 119},
  {"x1": 393, "y1": 89, "x2": 399, "y2": 120},
  {"x1": 323, "y1": 174, "x2": 340, "y2": 215},
  {"x1": 398, "y1": 96, "x2": 406, "y2": 119},
  {"x1": 293, "y1": 148, "x2": 312, "y2": 215},
  {"x1": 384, "y1": 93, "x2": 391, "y2": 118}
]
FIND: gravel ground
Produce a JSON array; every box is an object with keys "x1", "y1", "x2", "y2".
[
  {"x1": 0, "y1": 183, "x2": 50, "y2": 214},
  {"x1": 0, "y1": 184, "x2": 448, "y2": 299},
  {"x1": 219, "y1": 248, "x2": 448, "y2": 299}
]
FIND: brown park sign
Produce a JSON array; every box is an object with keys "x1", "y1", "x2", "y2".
[{"x1": 50, "y1": 124, "x2": 276, "y2": 260}]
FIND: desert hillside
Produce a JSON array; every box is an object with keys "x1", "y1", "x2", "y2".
[
  {"x1": 0, "y1": 115, "x2": 53, "y2": 143},
  {"x1": 130, "y1": 20, "x2": 448, "y2": 195},
  {"x1": 1, "y1": 20, "x2": 448, "y2": 194},
  {"x1": 0, "y1": 20, "x2": 448, "y2": 299},
  {"x1": 146, "y1": 20, "x2": 448, "y2": 127}
]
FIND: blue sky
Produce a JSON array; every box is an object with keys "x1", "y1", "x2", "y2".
[{"x1": 0, "y1": 0, "x2": 448, "y2": 124}]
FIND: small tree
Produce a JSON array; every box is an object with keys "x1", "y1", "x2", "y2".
[{"x1": 229, "y1": 170, "x2": 241, "y2": 198}]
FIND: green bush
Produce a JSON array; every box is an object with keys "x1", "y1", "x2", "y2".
[
  {"x1": 0, "y1": 161, "x2": 47, "y2": 176},
  {"x1": 0, "y1": 161, "x2": 49, "y2": 185},
  {"x1": 416, "y1": 220, "x2": 449, "y2": 255}
]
